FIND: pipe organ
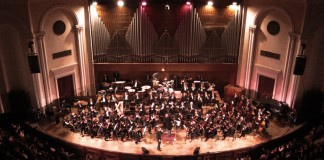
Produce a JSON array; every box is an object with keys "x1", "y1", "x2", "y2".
[{"x1": 90, "y1": 3, "x2": 241, "y2": 64}]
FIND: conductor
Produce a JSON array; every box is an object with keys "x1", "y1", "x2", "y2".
[{"x1": 156, "y1": 127, "x2": 163, "y2": 151}]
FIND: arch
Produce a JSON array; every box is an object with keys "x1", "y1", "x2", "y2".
[
  {"x1": 39, "y1": 5, "x2": 79, "y2": 31},
  {"x1": 253, "y1": 5, "x2": 295, "y2": 33},
  {"x1": 0, "y1": 11, "x2": 31, "y2": 37}
]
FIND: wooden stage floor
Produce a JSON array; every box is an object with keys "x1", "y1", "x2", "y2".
[{"x1": 27, "y1": 117, "x2": 303, "y2": 156}]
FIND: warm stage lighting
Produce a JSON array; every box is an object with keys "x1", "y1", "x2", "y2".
[
  {"x1": 165, "y1": 4, "x2": 170, "y2": 10},
  {"x1": 229, "y1": 2, "x2": 239, "y2": 10},
  {"x1": 186, "y1": 1, "x2": 191, "y2": 5},
  {"x1": 141, "y1": 1, "x2": 147, "y2": 6},
  {"x1": 117, "y1": 0, "x2": 124, "y2": 7},
  {"x1": 91, "y1": 1, "x2": 97, "y2": 6},
  {"x1": 207, "y1": 1, "x2": 213, "y2": 6}
]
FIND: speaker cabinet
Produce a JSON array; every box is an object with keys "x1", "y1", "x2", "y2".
[
  {"x1": 141, "y1": 147, "x2": 149, "y2": 154},
  {"x1": 293, "y1": 56, "x2": 307, "y2": 75},
  {"x1": 28, "y1": 55, "x2": 40, "y2": 73},
  {"x1": 193, "y1": 147, "x2": 200, "y2": 155}
]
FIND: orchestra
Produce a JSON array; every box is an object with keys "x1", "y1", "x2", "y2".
[{"x1": 62, "y1": 76, "x2": 272, "y2": 144}]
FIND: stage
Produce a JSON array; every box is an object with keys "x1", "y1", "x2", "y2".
[{"x1": 27, "y1": 118, "x2": 302, "y2": 156}]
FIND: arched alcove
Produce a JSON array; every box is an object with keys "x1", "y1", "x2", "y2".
[
  {"x1": 38, "y1": 6, "x2": 84, "y2": 100},
  {"x1": 0, "y1": 11, "x2": 34, "y2": 113},
  {"x1": 250, "y1": 6, "x2": 294, "y2": 100}
]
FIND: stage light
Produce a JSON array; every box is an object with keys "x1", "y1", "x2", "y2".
[
  {"x1": 91, "y1": 1, "x2": 97, "y2": 6},
  {"x1": 186, "y1": 1, "x2": 191, "y2": 5},
  {"x1": 117, "y1": 0, "x2": 124, "y2": 7},
  {"x1": 141, "y1": 1, "x2": 147, "y2": 6},
  {"x1": 165, "y1": 4, "x2": 170, "y2": 10},
  {"x1": 207, "y1": 1, "x2": 213, "y2": 6},
  {"x1": 229, "y1": 1, "x2": 239, "y2": 10}
]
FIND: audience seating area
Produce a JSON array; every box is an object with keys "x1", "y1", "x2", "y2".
[
  {"x1": 238, "y1": 123, "x2": 324, "y2": 160},
  {"x1": 0, "y1": 120, "x2": 76, "y2": 160}
]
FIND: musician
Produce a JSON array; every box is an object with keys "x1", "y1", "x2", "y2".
[
  {"x1": 203, "y1": 91, "x2": 211, "y2": 105},
  {"x1": 110, "y1": 94, "x2": 118, "y2": 110},
  {"x1": 205, "y1": 126, "x2": 217, "y2": 141},
  {"x1": 133, "y1": 79, "x2": 142, "y2": 91},
  {"x1": 147, "y1": 91, "x2": 155, "y2": 104},
  {"x1": 169, "y1": 102, "x2": 176, "y2": 115},
  {"x1": 139, "y1": 103, "x2": 146, "y2": 116},
  {"x1": 190, "y1": 82, "x2": 197, "y2": 93},
  {"x1": 88, "y1": 98, "x2": 95, "y2": 110},
  {"x1": 80, "y1": 119, "x2": 87, "y2": 137},
  {"x1": 157, "y1": 92, "x2": 165, "y2": 105},
  {"x1": 123, "y1": 91, "x2": 131, "y2": 109},
  {"x1": 233, "y1": 92, "x2": 239, "y2": 105},
  {"x1": 222, "y1": 124, "x2": 235, "y2": 140},
  {"x1": 196, "y1": 93, "x2": 203, "y2": 109},
  {"x1": 134, "y1": 92, "x2": 142, "y2": 104},
  {"x1": 131, "y1": 127, "x2": 141, "y2": 144},
  {"x1": 174, "y1": 112, "x2": 184, "y2": 129},
  {"x1": 163, "y1": 113, "x2": 173, "y2": 137},
  {"x1": 89, "y1": 106, "x2": 98, "y2": 118},
  {"x1": 181, "y1": 92, "x2": 189, "y2": 102},
  {"x1": 181, "y1": 81, "x2": 189, "y2": 93},
  {"x1": 103, "y1": 123, "x2": 111, "y2": 141},
  {"x1": 189, "y1": 101, "x2": 196, "y2": 112},
  {"x1": 168, "y1": 92, "x2": 177, "y2": 104},
  {"x1": 76, "y1": 101, "x2": 83, "y2": 114},
  {"x1": 159, "y1": 103, "x2": 167, "y2": 118},
  {"x1": 149, "y1": 102, "x2": 156, "y2": 115},
  {"x1": 210, "y1": 91, "x2": 217, "y2": 105},
  {"x1": 190, "y1": 124, "x2": 200, "y2": 141},
  {"x1": 189, "y1": 92, "x2": 196, "y2": 102},
  {"x1": 100, "y1": 94, "x2": 108, "y2": 105}
]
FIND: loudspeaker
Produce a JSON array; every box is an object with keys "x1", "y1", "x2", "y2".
[
  {"x1": 28, "y1": 55, "x2": 40, "y2": 73},
  {"x1": 193, "y1": 147, "x2": 200, "y2": 155},
  {"x1": 293, "y1": 56, "x2": 306, "y2": 75},
  {"x1": 141, "y1": 147, "x2": 149, "y2": 154}
]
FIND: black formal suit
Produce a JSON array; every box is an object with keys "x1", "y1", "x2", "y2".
[{"x1": 156, "y1": 129, "x2": 163, "y2": 150}]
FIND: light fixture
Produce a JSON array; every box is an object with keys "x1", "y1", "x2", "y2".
[
  {"x1": 207, "y1": 1, "x2": 213, "y2": 6},
  {"x1": 229, "y1": 1, "x2": 239, "y2": 10},
  {"x1": 186, "y1": 1, "x2": 191, "y2": 5},
  {"x1": 91, "y1": 1, "x2": 97, "y2": 6},
  {"x1": 117, "y1": 0, "x2": 124, "y2": 7},
  {"x1": 141, "y1": 1, "x2": 147, "y2": 6},
  {"x1": 165, "y1": 4, "x2": 170, "y2": 10}
]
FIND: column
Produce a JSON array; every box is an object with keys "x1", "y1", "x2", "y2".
[
  {"x1": 35, "y1": 31, "x2": 52, "y2": 106},
  {"x1": 27, "y1": 35, "x2": 46, "y2": 109},
  {"x1": 280, "y1": 32, "x2": 299, "y2": 102},
  {"x1": 74, "y1": 25, "x2": 86, "y2": 96},
  {"x1": 244, "y1": 25, "x2": 257, "y2": 90}
]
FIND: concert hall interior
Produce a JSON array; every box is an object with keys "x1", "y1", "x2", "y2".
[{"x1": 0, "y1": 0, "x2": 324, "y2": 160}]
